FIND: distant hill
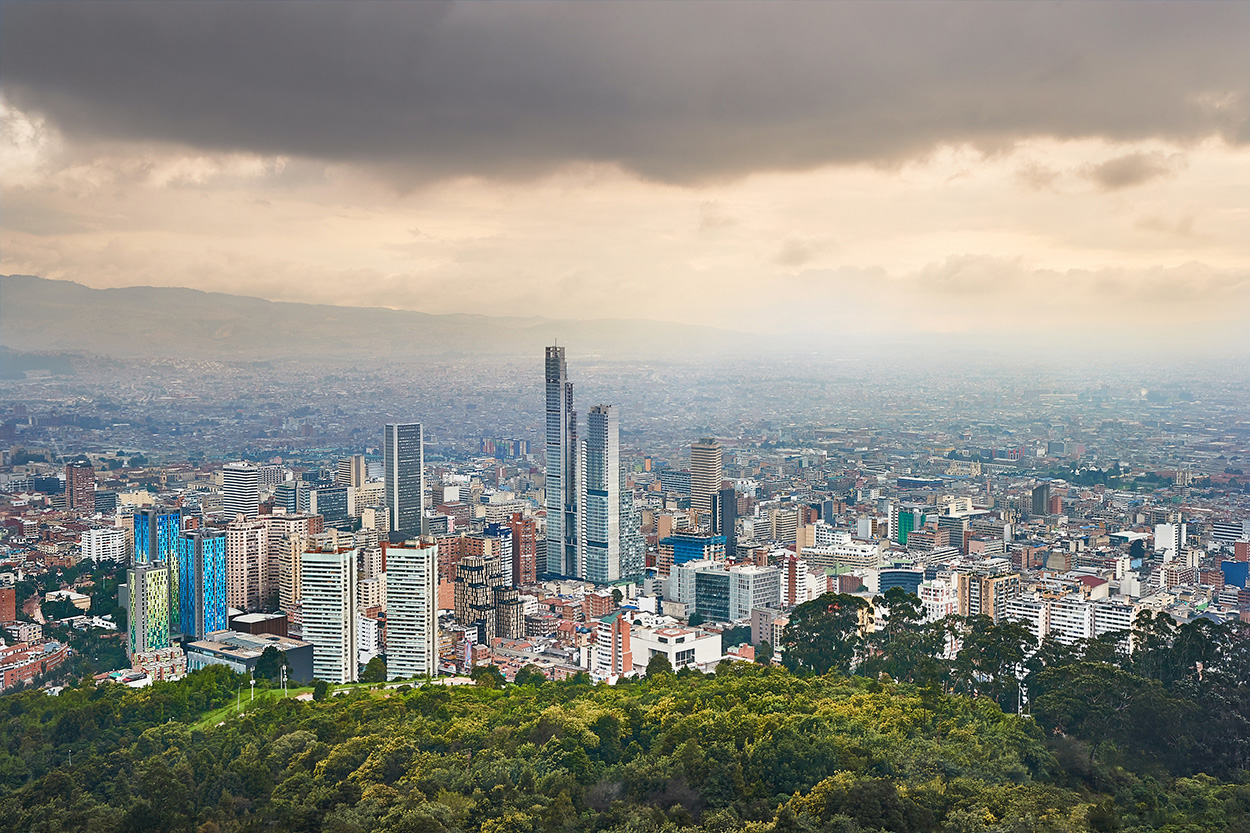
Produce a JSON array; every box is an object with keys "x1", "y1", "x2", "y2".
[{"x1": 0, "y1": 275, "x2": 747, "y2": 361}]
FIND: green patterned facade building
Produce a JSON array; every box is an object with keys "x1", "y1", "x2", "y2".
[{"x1": 128, "y1": 563, "x2": 170, "y2": 659}]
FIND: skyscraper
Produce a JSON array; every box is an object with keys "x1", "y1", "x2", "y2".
[
  {"x1": 690, "y1": 439, "x2": 723, "y2": 521},
  {"x1": 336, "y1": 454, "x2": 367, "y2": 488},
  {"x1": 712, "y1": 484, "x2": 738, "y2": 555},
  {"x1": 581, "y1": 404, "x2": 621, "y2": 584},
  {"x1": 64, "y1": 460, "x2": 95, "y2": 512},
  {"x1": 301, "y1": 548, "x2": 359, "y2": 683},
  {"x1": 545, "y1": 346, "x2": 578, "y2": 577},
  {"x1": 226, "y1": 516, "x2": 268, "y2": 611},
  {"x1": 134, "y1": 507, "x2": 180, "y2": 565},
  {"x1": 128, "y1": 563, "x2": 170, "y2": 659},
  {"x1": 385, "y1": 542, "x2": 438, "y2": 680},
  {"x1": 177, "y1": 529, "x2": 228, "y2": 640},
  {"x1": 223, "y1": 462, "x2": 260, "y2": 518},
  {"x1": 384, "y1": 423, "x2": 425, "y2": 537}
]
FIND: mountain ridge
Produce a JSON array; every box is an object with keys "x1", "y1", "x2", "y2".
[{"x1": 0, "y1": 274, "x2": 749, "y2": 361}]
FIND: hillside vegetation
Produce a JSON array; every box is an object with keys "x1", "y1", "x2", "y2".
[{"x1": 0, "y1": 655, "x2": 1247, "y2": 833}]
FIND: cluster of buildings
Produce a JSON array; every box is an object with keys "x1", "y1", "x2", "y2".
[{"x1": 1, "y1": 347, "x2": 1249, "y2": 690}]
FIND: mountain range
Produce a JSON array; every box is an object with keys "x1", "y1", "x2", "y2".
[{"x1": 0, "y1": 274, "x2": 748, "y2": 362}]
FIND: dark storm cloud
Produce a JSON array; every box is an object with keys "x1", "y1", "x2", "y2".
[{"x1": 2, "y1": 1, "x2": 1247, "y2": 183}]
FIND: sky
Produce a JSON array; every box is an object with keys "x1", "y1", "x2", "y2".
[{"x1": 2, "y1": 1, "x2": 1248, "y2": 348}]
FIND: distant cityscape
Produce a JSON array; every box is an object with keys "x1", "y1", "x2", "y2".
[{"x1": 0, "y1": 344, "x2": 1248, "y2": 691}]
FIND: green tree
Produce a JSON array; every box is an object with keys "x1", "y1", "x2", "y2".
[
  {"x1": 360, "y1": 656, "x2": 387, "y2": 683},
  {"x1": 780, "y1": 593, "x2": 871, "y2": 676},
  {"x1": 688, "y1": 612, "x2": 706, "y2": 626},
  {"x1": 755, "y1": 640, "x2": 774, "y2": 665},
  {"x1": 611, "y1": 588, "x2": 623, "y2": 606},
  {"x1": 645, "y1": 653, "x2": 673, "y2": 677},
  {"x1": 254, "y1": 646, "x2": 289, "y2": 683},
  {"x1": 514, "y1": 664, "x2": 547, "y2": 686},
  {"x1": 471, "y1": 664, "x2": 505, "y2": 688},
  {"x1": 312, "y1": 679, "x2": 330, "y2": 701}
]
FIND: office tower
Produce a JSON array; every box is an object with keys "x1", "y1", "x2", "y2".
[
  {"x1": 275, "y1": 481, "x2": 310, "y2": 514},
  {"x1": 712, "y1": 484, "x2": 738, "y2": 555},
  {"x1": 177, "y1": 529, "x2": 228, "y2": 640},
  {"x1": 581, "y1": 405, "x2": 621, "y2": 584},
  {"x1": 657, "y1": 530, "x2": 727, "y2": 577},
  {"x1": 507, "y1": 513, "x2": 538, "y2": 586},
  {"x1": 128, "y1": 563, "x2": 170, "y2": 659},
  {"x1": 133, "y1": 507, "x2": 180, "y2": 565},
  {"x1": 384, "y1": 423, "x2": 425, "y2": 537},
  {"x1": 261, "y1": 513, "x2": 322, "y2": 612},
  {"x1": 690, "y1": 439, "x2": 723, "y2": 520},
  {"x1": 1031, "y1": 483, "x2": 1050, "y2": 517},
  {"x1": 545, "y1": 346, "x2": 578, "y2": 576},
  {"x1": 385, "y1": 542, "x2": 438, "y2": 680},
  {"x1": 301, "y1": 548, "x2": 359, "y2": 683},
  {"x1": 223, "y1": 462, "x2": 260, "y2": 518},
  {"x1": 64, "y1": 460, "x2": 95, "y2": 512},
  {"x1": 310, "y1": 485, "x2": 350, "y2": 528},
  {"x1": 226, "y1": 516, "x2": 268, "y2": 611},
  {"x1": 336, "y1": 454, "x2": 367, "y2": 488}
]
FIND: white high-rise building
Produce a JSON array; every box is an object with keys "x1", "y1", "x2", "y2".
[
  {"x1": 82, "y1": 527, "x2": 127, "y2": 563},
  {"x1": 690, "y1": 439, "x2": 723, "y2": 520},
  {"x1": 545, "y1": 346, "x2": 578, "y2": 577},
  {"x1": 581, "y1": 405, "x2": 621, "y2": 584},
  {"x1": 222, "y1": 462, "x2": 260, "y2": 518},
  {"x1": 301, "y1": 548, "x2": 359, "y2": 683},
  {"x1": 385, "y1": 542, "x2": 439, "y2": 681},
  {"x1": 384, "y1": 424, "x2": 425, "y2": 537},
  {"x1": 1154, "y1": 522, "x2": 1186, "y2": 561}
]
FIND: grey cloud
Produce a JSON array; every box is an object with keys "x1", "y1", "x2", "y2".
[
  {"x1": 1083, "y1": 151, "x2": 1185, "y2": 190},
  {"x1": 2, "y1": 2, "x2": 1247, "y2": 184}
]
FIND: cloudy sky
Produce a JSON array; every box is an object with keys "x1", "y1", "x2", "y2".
[{"x1": 2, "y1": 1, "x2": 1247, "y2": 346}]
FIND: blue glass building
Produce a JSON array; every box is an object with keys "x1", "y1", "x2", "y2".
[{"x1": 177, "y1": 530, "x2": 228, "y2": 639}]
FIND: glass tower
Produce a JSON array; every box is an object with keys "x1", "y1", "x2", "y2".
[
  {"x1": 581, "y1": 405, "x2": 620, "y2": 584},
  {"x1": 545, "y1": 346, "x2": 578, "y2": 577},
  {"x1": 384, "y1": 422, "x2": 425, "y2": 537}
]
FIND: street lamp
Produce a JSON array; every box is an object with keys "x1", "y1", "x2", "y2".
[
  {"x1": 280, "y1": 665, "x2": 288, "y2": 697},
  {"x1": 249, "y1": 677, "x2": 255, "y2": 703}
]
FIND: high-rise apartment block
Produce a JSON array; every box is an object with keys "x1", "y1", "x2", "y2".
[
  {"x1": 177, "y1": 529, "x2": 228, "y2": 639},
  {"x1": 545, "y1": 346, "x2": 578, "y2": 577},
  {"x1": 65, "y1": 460, "x2": 95, "y2": 512},
  {"x1": 384, "y1": 423, "x2": 425, "y2": 537},
  {"x1": 385, "y1": 542, "x2": 438, "y2": 680},
  {"x1": 134, "y1": 507, "x2": 180, "y2": 565},
  {"x1": 223, "y1": 462, "x2": 260, "y2": 518},
  {"x1": 226, "y1": 516, "x2": 269, "y2": 611},
  {"x1": 301, "y1": 548, "x2": 359, "y2": 683},
  {"x1": 690, "y1": 439, "x2": 723, "y2": 520},
  {"x1": 128, "y1": 563, "x2": 170, "y2": 659},
  {"x1": 507, "y1": 513, "x2": 538, "y2": 586}
]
